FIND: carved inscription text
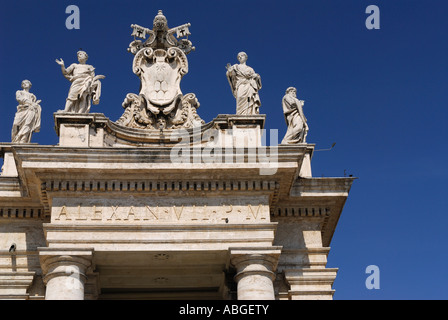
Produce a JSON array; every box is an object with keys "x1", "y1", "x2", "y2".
[{"x1": 51, "y1": 201, "x2": 268, "y2": 224}]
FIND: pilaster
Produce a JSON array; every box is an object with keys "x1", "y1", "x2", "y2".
[
  {"x1": 273, "y1": 214, "x2": 338, "y2": 299},
  {"x1": 284, "y1": 267, "x2": 338, "y2": 300},
  {"x1": 0, "y1": 271, "x2": 35, "y2": 299}
]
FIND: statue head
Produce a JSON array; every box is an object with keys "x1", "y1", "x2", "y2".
[
  {"x1": 21, "y1": 80, "x2": 32, "y2": 90},
  {"x1": 153, "y1": 10, "x2": 168, "y2": 31},
  {"x1": 237, "y1": 52, "x2": 248, "y2": 64},
  {"x1": 286, "y1": 87, "x2": 297, "y2": 97},
  {"x1": 77, "y1": 50, "x2": 89, "y2": 63}
]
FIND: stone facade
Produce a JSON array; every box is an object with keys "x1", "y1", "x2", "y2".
[{"x1": 0, "y1": 113, "x2": 354, "y2": 300}]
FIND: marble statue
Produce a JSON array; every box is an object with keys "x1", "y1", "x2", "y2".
[
  {"x1": 11, "y1": 80, "x2": 42, "y2": 143},
  {"x1": 117, "y1": 10, "x2": 205, "y2": 130},
  {"x1": 281, "y1": 87, "x2": 309, "y2": 144},
  {"x1": 226, "y1": 52, "x2": 262, "y2": 115},
  {"x1": 117, "y1": 10, "x2": 203, "y2": 130},
  {"x1": 56, "y1": 50, "x2": 105, "y2": 113}
]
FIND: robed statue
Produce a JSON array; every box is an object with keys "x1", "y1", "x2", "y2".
[
  {"x1": 281, "y1": 87, "x2": 309, "y2": 144},
  {"x1": 226, "y1": 52, "x2": 262, "y2": 115},
  {"x1": 56, "y1": 50, "x2": 105, "y2": 113},
  {"x1": 11, "y1": 80, "x2": 42, "y2": 143}
]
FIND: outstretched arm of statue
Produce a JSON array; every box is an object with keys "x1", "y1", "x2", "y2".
[
  {"x1": 55, "y1": 58, "x2": 66, "y2": 71},
  {"x1": 56, "y1": 59, "x2": 75, "y2": 81}
]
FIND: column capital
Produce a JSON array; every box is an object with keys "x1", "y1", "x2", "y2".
[
  {"x1": 38, "y1": 248, "x2": 94, "y2": 300},
  {"x1": 229, "y1": 247, "x2": 282, "y2": 272},
  {"x1": 38, "y1": 248, "x2": 94, "y2": 284}
]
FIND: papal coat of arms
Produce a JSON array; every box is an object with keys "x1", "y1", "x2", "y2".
[{"x1": 117, "y1": 10, "x2": 204, "y2": 130}]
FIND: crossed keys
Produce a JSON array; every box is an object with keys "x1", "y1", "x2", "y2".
[
  {"x1": 128, "y1": 11, "x2": 195, "y2": 55},
  {"x1": 130, "y1": 23, "x2": 191, "y2": 41},
  {"x1": 169, "y1": 23, "x2": 191, "y2": 38},
  {"x1": 129, "y1": 21, "x2": 194, "y2": 55},
  {"x1": 130, "y1": 24, "x2": 152, "y2": 39}
]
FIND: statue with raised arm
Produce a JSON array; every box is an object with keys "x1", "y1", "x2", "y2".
[
  {"x1": 226, "y1": 52, "x2": 262, "y2": 115},
  {"x1": 11, "y1": 80, "x2": 42, "y2": 143},
  {"x1": 56, "y1": 50, "x2": 105, "y2": 113},
  {"x1": 281, "y1": 87, "x2": 309, "y2": 144}
]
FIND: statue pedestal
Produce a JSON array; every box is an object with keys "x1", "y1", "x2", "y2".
[
  {"x1": 54, "y1": 112, "x2": 107, "y2": 148},
  {"x1": 54, "y1": 112, "x2": 267, "y2": 149}
]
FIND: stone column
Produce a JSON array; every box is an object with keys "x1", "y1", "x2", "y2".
[
  {"x1": 230, "y1": 247, "x2": 281, "y2": 300},
  {"x1": 38, "y1": 248, "x2": 93, "y2": 300}
]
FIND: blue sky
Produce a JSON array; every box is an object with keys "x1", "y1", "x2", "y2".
[{"x1": 1, "y1": 0, "x2": 447, "y2": 300}]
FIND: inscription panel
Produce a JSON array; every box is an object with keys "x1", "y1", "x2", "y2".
[{"x1": 50, "y1": 196, "x2": 269, "y2": 224}]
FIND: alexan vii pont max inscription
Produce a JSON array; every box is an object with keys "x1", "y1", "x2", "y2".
[{"x1": 52, "y1": 203, "x2": 269, "y2": 223}]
